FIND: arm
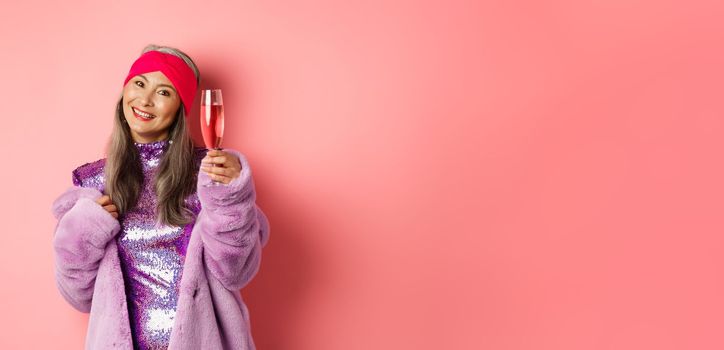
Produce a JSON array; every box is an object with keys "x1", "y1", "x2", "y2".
[
  {"x1": 196, "y1": 149, "x2": 271, "y2": 291},
  {"x1": 51, "y1": 186, "x2": 121, "y2": 313}
]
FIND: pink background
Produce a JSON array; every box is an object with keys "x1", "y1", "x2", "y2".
[{"x1": 1, "y1": 0, "x2": 724, "y2": 349}]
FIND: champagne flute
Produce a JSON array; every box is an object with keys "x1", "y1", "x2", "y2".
[
  {"x1": 200, "y1": 89, "x2": 225, "y2": 183},
  {"x1": 200, "y1": 89, "x2": 224, "y2": 150}
]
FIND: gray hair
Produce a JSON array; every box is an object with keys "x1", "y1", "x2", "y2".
[{"x1": 104, "y1": 44, "x2": 202, "y2": 227}]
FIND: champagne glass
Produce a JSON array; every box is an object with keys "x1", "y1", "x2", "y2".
[
  {"x1": 200, "y1": 89, "x2": 224, "y2": 151},
  {"x1": 200, "y1": 89, "x2": 225, "y2": 184}
]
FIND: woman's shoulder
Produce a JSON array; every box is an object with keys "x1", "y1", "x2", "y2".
[{"x1": 71, "y1": 158, "x2": 106, "y2": 191}]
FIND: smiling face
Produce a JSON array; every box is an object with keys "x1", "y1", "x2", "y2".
[{"x1": 122, "y1": 71, "x2": 182, "y2": 143}]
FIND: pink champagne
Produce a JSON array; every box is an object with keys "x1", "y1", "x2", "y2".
[{"x1": 200, "y1": 103, "x2": 224, "y2": 149}]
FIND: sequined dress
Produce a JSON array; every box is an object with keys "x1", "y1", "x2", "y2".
[
  {"x1": 119, "y1": 139, "x2": 204, "y2": 349},
  {"x1": 73, "y1": 139, "x2": 206, "y2": 349}
]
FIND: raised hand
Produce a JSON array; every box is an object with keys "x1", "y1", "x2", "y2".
[{"x1": 200, "y1": 149, "x2": 242, "y2": 184}]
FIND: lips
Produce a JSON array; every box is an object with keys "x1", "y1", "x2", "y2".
[{"x1": 132, "y1": 107, "x2": 156, "y2": 120}]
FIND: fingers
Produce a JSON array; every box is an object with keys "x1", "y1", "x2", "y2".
[
  {"x1": 204, "y1": 172, "x2": 233, "y2": 184},
  {"x1": 201, "y1": 154, "x2": 227, "y2": 166},
  {"x1": 202, "y1": 149, "x2": 222, "y2": 163},
  {"x1": 104, "y1": 205, "x2": 119, "y2": 219},
  {"x1": 200, "y1": 164, "x2": 234, "y2": 176},
  {"x1": 201, "y1": 150, "x2": 241, "y2": 184},
  {"x1": 205, "y1": 149, "x2": 224, "y2": 157},
  {"x1": 200, "y1": 165, "x2": 234, "y2": 184},
  {"x1": 202, "y1": 150, "x2": 240, "y2": 167},
  {"x1": 95, "y1": 194, "x2": 112, "y2": 206},
  {"x1": 96, "y1": 194, "x2": 119, "y2": 219}
]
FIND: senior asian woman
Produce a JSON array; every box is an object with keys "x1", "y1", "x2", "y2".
[{"x1": 51, "y1": 44, "x2": 270, "y2": 350}]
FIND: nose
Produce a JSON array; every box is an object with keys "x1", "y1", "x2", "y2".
[{"x1": 138, "y1": 89, "x2": 155, "y2": 107}]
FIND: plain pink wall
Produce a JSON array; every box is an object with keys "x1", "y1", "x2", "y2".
[{"x1": 1, "y1": 0, "x2": 724, "y2": 349}]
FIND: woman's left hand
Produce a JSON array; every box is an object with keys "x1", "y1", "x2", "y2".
[{"x1": 200, "y1": 149, "x2": 242, "y2": 184}]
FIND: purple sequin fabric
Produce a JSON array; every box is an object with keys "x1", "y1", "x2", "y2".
[{"x1": 71, "y1": 139, "x2": 206, "y2": 350}]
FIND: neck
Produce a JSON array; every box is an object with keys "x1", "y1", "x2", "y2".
[
  {"x1": 134, "y1": 138, "x2": 170, "y2": 162},
  {"x1": 131, "y1": 131, "x2": 170, "y2": 144}
]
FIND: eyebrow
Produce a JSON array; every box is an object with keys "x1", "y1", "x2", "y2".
[{"x1": 137, "y1": 74, "x2": 177, "y2": 93}]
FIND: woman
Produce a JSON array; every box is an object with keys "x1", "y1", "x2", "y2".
[{"x1": 51, "y1": 44, "x2": 270, "y2": 350}]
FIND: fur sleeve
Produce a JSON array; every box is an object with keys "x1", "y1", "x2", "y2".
[
  {"x1": 51, "y1": 186, "x2": 121, "y2": 312},
  {"x1": 196, "y1": 149, "x2": 271, "y2": 290}
]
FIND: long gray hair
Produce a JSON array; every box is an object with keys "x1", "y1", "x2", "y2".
[{"x1": 104, "y1": 44, "x2": 201, "y2": 227}]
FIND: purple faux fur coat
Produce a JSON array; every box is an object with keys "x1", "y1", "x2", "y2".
[{"x1": 51, "y1": 149, "x2": 270, "y2": 349}]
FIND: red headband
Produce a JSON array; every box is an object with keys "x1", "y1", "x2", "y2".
[{"x1": 123, "y1": 50, "x2": 198, "y2": 115}]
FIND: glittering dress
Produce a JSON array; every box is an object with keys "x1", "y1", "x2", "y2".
[{"x1": 72, "y1": 139, "x2": 207, "y2": 350}]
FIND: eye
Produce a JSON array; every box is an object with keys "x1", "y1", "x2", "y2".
[
  {"x1": 135, "y1": 80, "x2": 144, "y2": 87},
  {"x1": 159, "y1": 90, "x2": 170, "y2": 96}
]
